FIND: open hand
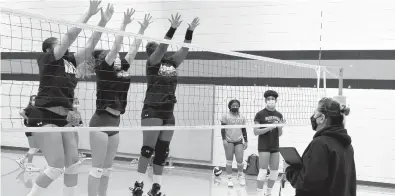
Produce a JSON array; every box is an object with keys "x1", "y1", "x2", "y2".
[
  {"x1": 138, "y1": 14, "x2": 153, "y2": 31},
  {"x1": 123, "y1": 8, "x2": 135, "y2": 25},
  {"x1": 100, "y1": 3, "x2": 114, "y2": 23},
  {"x1": 87, "y1": 0, "x2": 102, "y2": 17},
  {"x1": 188, "y1": 17, "x2": 200, "y2": 31},
  {"x1": 168, "y1": 13, "x2": 182, "y2": 28}
]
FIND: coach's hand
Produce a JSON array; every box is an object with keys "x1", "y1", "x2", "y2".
[{"x1": 67, "y1": 111, "x2": 82, "y2": 126}]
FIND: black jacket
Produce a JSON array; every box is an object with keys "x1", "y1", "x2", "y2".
[{"x1": 285, "y1": 125, "x2": 356, "y2": 196}]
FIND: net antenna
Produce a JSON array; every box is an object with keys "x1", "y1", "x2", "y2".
[{"x1": 1, "y1": 7, "x2": 333, "y2": 133}]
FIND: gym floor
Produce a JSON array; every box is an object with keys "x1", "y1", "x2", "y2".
[{"x1": 1, "y1": 150, "x2": 394, "y2": 196}]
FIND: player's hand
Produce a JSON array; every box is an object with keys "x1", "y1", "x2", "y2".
[
  {"x1": 67, "y1": 111, "x2": 82, "y2": 126},
  {"x1": 87, "y1": 0, "x2": 102, "y2": 17},
  {"x1": 168, "y1": 13, "x2": 182, "y2": 28},
  {"x1": 100, "y1": 3, "x2": 114, "y2": 23},
  {"x1": 188, "y1": 17, "x2": 200, "y2": 31},
  {"x1": 243, "y1": 142, "x2": 248, "y2": 150},
  {"x1": 138, "y1": 14, "x2": 153, "y2": 32},
  {"x1": 123, "y1": 8, "x2": 135, "y2": 25}
]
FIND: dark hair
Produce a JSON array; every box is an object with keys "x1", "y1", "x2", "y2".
[
  {"x1": 161, "y1": 58, "x2": 176, "y2": 66},
  {"x1": 92, "y1": 50, "x2": 109, "y2": 66},
  {"x1": 318, "y1": 97, "x2": 350, "y2": 125},
  {"x1": 146, "y1": 41, "x2": 158, "y2": 56},
  {"x1": 42, "y1": 37, "x2": 57, "y2": 52},
  {"x1": 228, "y1": 99, "x2": 240, "y2": 109},
  {"x1": 264, "y1": 90, "x2": 278, "y2": 99}
]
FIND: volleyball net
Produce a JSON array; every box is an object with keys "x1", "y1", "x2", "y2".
[{"x1": 0, "y1": 7, "x2": 342, "y2": 134}]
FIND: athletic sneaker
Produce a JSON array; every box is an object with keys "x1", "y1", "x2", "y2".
[
  {"x1": 25, "y1": 163, "x2": 40, "y2": 172},
  {"x1": 15, "y1": 157, "x2": 26, "y2": 169},
  {"x1": 237, "y1": 173, "x2": 246, "y2": 186},
  {"x1": 130, "y1": 181, "x2": 144, "y2": 196},
  {"x1": 227, "y1": 177, "x2": 234, "y2": 187},
  {"x1": 213, "y1": 176, "x2": 221, "y2": 186},
  {"x1": 78, "y1": 152, "x2": 86, "y2": 158},
  {"x1": 264, "y1": 188, "x2": 272, "y2": 196},
  {"x1": 147, "y1": 183, "x2": 165, "y2": 196}
]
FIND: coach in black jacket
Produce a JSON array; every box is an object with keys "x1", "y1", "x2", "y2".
[{"x1": 285, "y1": 97, "x2": 356, "y2": 196}]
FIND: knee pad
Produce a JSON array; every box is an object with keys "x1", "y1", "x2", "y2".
[
  {"x1": 89, "y1": 167, "x2": 103, "y2": 178},
  {"x1": 44, "y1": 166, "x2": 64, "y2": 180},
  {"x1": 226, "y1": 160, "x2": 233, "y2": 166},
  {"x1": 141, "y1": 146, "x2": 154, "y2": 158},
  {"x1": 64, "y1": 160, "x2": 81, "y2": 175},
  {"x1": 102, "y1": 168, "x2": 112, "y2": 177},
  {"x1": 153, "y1": 140, "x2": 170, "y2": 166},
  {"x1": 257, "y1": 169, "x2": 266, "y2": 181},
  {"x1": 268, "y1": 170, "x2": 279, "y2": 181}
]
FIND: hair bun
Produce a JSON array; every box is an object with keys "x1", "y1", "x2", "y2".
[{"x1": 340, "y1": 105, "x2": 350, "y2": 116}]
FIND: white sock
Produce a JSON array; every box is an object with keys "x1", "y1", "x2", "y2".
[
  {"x1": 27, "y1": 183, "x2": 45, "y2": 196},
  {"x1": 63, "y1": 186, "x2": 78, "y2": 196},
  {"x1": 152, "y1": 175, "x2": 162, "y2": 185},
  {"x1": 137, "y1": 172, "x2": 145, "y2": 183}
]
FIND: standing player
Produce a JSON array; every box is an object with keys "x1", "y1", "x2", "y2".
[
  {"x1": 221, "y1": 99, "x2": 248, "y2": 187},
  {"x1": 76, "y1": 8, "x2": 153, "y2": 196},
  {"x1": 130, "y1": 13, "x2": 200, "y2": 196},
  {"x1": 16, "y1": 95, "x2": 41, "y2": 172},
  {"x1": 26, "y1": 1, "x2": 102, "y2": 196},
  {"x1": 254, "y1": 90, "x2": 284, "y2": 196}
]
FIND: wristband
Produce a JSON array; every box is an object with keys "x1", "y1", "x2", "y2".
[
  {"x1": 165, "y1": 27, "x2": 177, "y2": 39},
  {"x1": 185, "y1": 29, "x2": 193, "y2": 41}
]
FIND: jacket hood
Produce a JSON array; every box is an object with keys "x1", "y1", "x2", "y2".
[{"x1": 314, "y1": 125, "x2": 352, "y2": 146}]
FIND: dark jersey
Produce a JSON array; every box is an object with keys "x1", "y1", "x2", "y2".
[
  {"x1": 35, "y1": 53, "x2": 78, "y2": 109},
  {"x1": 143, "y1": 58, "x2": 178, "y2": 106},
  {"x1": 95, "y1": 59, "x2": 131, "y2": 114},
  {"x1": 254, "y1": 108, "x2": 283, "y2": 152}
]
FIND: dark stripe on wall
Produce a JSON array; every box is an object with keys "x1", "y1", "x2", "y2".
[
  {"x1": 2, "y1": 73, "x2": 394, "y2": 89},
  {"x1": 2, "y1": 50, "x2": 395, "y2": 60}
]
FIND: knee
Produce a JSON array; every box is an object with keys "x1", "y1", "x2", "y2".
[
  {"x1": 44, "y1": 166, "x2": 64, "y2": 180},
  {"x1": 141, "y1": 146, "x2": 155, "y2": 158},
  {"x1": 102, "y1": 168, "x2": 112, "y2": 177},
  {"x1": 48, "y1": 155, "x2": 65, "y2": 168},
  {"x1": 64, "y1": 160, "x2": 81, "y2": 175},
  {"x1": 153, "y1": 140, "x2": 170, "y2": 166}
]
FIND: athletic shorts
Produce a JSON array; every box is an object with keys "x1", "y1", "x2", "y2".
[
  {"x1": 141, "y1": 104, "x2": 175, "y2": 125},
  {"x1": 89, "y1": 110, "x2": 120, "y2": 137},
  {"x1": 258, "y1": 149, "x2": 279, "y2": 153},
  {"x1": 228, "y1": 139, "x2": 243, "y2": 146},
  {"x1": 28, "y1": 107, "x2": 68, "y2": 127}
]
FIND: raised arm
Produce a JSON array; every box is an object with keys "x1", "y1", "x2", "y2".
[
  {"x1": 149, "y1": 13, "x2": 182, "y2": 65},
  {"x1": 75, "y1": 3, "x2": 114, "y2": 67},
  {"x1": 105, "y1": 8, "x2": 135, "y2": 65},
  {"x1": 125, "y1": 14, "x2": 153, "y2": 65},
  {"x1": 53, "y1": 0, "x2": 101, "y2": 60},
  {"x1": 170, "y1": 17, "x2": 200, "y2": 68}
]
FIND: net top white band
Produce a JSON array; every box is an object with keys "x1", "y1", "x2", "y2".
[{"x1": 2, "y1": 7, "x2": 323, "y2": 70}]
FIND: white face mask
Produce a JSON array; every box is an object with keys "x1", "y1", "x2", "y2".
[{"x1": 266, "y1": 100, "x2": 276, "y2": 108}]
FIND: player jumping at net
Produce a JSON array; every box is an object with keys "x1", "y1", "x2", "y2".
[
  {"x1": 25, "y1": 1, "x2": 102, "y2": 196},
  {"x1": 254, "y1": 90, "x2": 284, "y2": 196},
  {"x1": 76, "y1": 5, "x2": 153, "y2": 196},
  {"x1": 130, "y1": 13, "x2": 200, "y2": 196},
  {"x1": 16, "y1": 95, "x2": 41, "y2": 172},
  {"x1": 221, "y1": 99, "x2": 248, "y2": 187}
]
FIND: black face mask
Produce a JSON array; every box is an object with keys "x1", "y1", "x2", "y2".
[
  {"x1": 230, "y1": 108, "x2": 239, "y2": 113},
  {"x1": 310, "y1": 114, "x2": 318, "y2": 131}
]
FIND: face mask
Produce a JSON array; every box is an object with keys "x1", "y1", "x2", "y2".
[
  {"x1": 266, "y1": 100, "x2": 276, "y2": 108},
  {"x1": 230, "y1": 108, "x2": 239, "y2": 113}
]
